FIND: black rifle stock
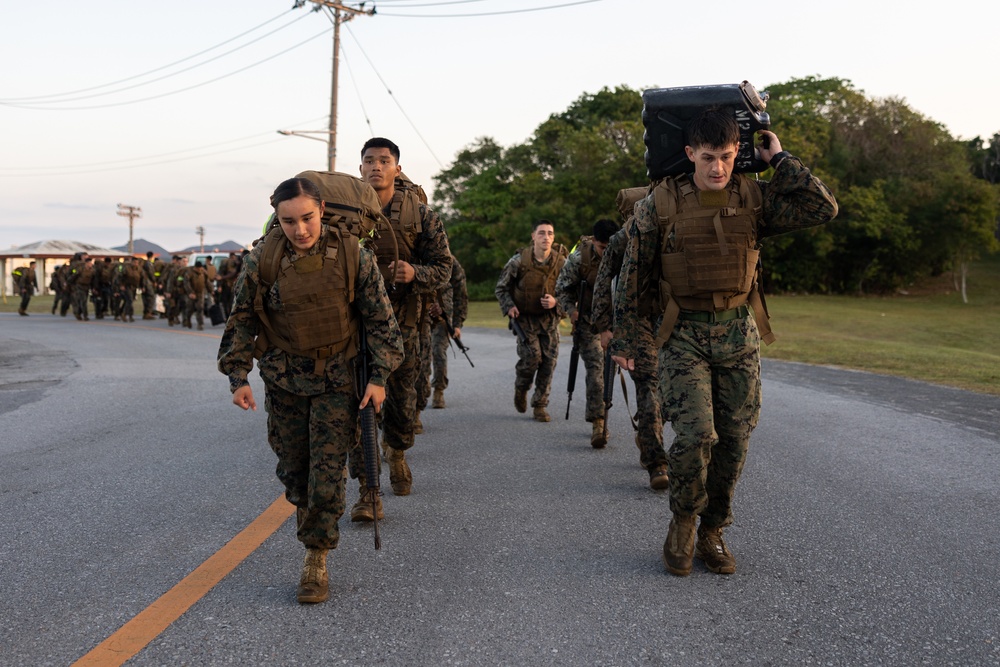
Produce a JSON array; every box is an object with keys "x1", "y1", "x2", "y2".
[
  {"x1": 509, "y1": 316, "x2": 528, "y2": 346},
  {"x1": 355, "y1": 324, "x2": 381, "y2": 550},
  {"x1": 565, "y1": 278, "x2": 586, "y2": 420}
]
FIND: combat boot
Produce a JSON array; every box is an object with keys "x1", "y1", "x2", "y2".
[
  {"x1": 648, "y1": 464, "x2": 669, "y2": 491},
  {"x1": 514, "y1": 388, "x2": 527, "y2": 413},
  {"x1": 432, "y1": 388, "x2": 446, "y2": 409},
  {"x1": 662, "y1": 514, "x2": 696, "y2": 576},
  {"x1": 695, "y1": 525, "x2": 736, "y2": 574},
  {"x1": 297, "y1": 548, "x2": 329, "y2": 604},
  {"x1": 350, "y1": 485, "x2": 384, "y2": 522},
  {"x1": 590, "y1": 419, "x2": 607, "y2": 448},
  {"x1": 386, "y1": 447, "x2": 412, "y2": 496},
  {"x1": 533, "y1": 406, "x2": 550, "y2": 422},
  {"x1": 414, "y1": 412, "x2": 424, "y2": 435}
]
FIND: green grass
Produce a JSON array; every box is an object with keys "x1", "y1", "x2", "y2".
[{"x1": 468, "y1": 255, "x2": 1000, "y2": 396}]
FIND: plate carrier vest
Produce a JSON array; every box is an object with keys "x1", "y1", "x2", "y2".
[
  {"x1": 253, "y1": 226, "x2": 361, "y2": 374},
  {"x1": 513, "y1": 244, "x2": 568, "y2": 316},
  {"x1": 651, "y1": 173, "x2": 774, "y2": 347},
  {"x1": 367, "y1": 174, "x2": 426, "y2": 327}
]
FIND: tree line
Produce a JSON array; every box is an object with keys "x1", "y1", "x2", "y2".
[{"x1": 431, "y1": 76, "x2": 1000, "y2": 299}]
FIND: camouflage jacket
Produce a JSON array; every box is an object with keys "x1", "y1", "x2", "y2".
[
  {"x1": 218, "y1": 228, "x2": 404, "y2": 396},
  {"x1": 495, "y1": 249, "x2": 565, "y2": 334},
  {"x1": 437, "y1": 255, "x2": 469, "y2": 329},
  {"x1": 589, "y1": 227, "x2": 628, "y2": 335},
  {"x1": 16, "y1": 267, "x2": 38, "y2": 294},
  {"x1": 182, "y1": 266, "x2": 209, "y2": 296},
  {"x1": 610, "y1": 156, "x2": 838, "y2": 361}
]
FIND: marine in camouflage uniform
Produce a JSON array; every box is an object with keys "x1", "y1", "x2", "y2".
[
  {"x1": 592, "y1": 220, "x2": 670, "y2": 491},
  {"x1": 611, "y1": 114, "x2": 838, "y2": 577},
  {"x1": 114, "y1": 258, "x2": 142, "y2": 322},
  {"x1": 219, "y1": 177, "x2": 403, "y2": 604},
  {"x1": 67, "y1": 255, "x2": 95, "y2": 321},
  {"x1": 50, "y1": 264, "x2": 68, "y2": 315},
  {"x1": 92, "y1": 258, "x2": 114, "y2": 319},
  {"x1": 182, "y1": 261, "x2": 209, "y2": 330},
  {"x1": 15, "y1": 261, "x2": 38, "y2": 316},
  {"x1": 495, "y1": 220, "x2": 567, "y2": 422},
  {"x1": 429, "y1": 254, "x2": 469, "y2": 409},
  {"x1": 555, "y1": 220, "x2": 618, "y2": 447},
  {"x1": 141, "y1": 252, "x2": 158, "y2": 319},
  {"x1": 358, "y1": 138, "x2": 452, "y2": 498}
]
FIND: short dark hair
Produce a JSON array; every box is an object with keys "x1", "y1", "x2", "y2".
[
  {"x1": 270, "y1": 177, "x2": 323, "y2": 210},
  {"x1": 686, "y1": 106, "x2": 740, "y2": 151},
  {"x1": 361, "y1": 137, "x2": 400, "y2": 162},
  {"x1": 146, "y1": 251, "x2": 154, "y2": 258},
  {"x1": 592, "y1": 219, "x2": 618, "y2": 243},
  {"x1": 533, "y1": 219, "x2": 554, "y2": 231},
  {"x1": 195, "y1": 261, "x2": 204, "y2": 268}
]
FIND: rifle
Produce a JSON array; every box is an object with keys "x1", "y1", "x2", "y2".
[
  {"x1": 354, "y1": 323, "x2": 382, "y2": 550},
  {"x1": 602, "y1": 346, "x2": 614, "y2": 442},
  {"x1": 442, "y1": 314, "x2": 474, "y2": 367},
  {"x1": 565, "y1": 278, "x2": 585, "y2": 420},
  {"x1": 509, "y1": 316, "x2": 528, "y2": 346}
]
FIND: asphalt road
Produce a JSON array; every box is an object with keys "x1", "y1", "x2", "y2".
[{"x1": 1, "y1": 312, "x2": 998, "y2": 666}]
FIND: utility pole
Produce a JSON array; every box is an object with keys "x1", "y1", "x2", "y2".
[
  {"x1": 196, "y1": 226, "x2": 205, "y2": 252},
  {"x1": 281, "y1": 1, "x2": 374, "y2": 171},
  {"x1": 117, "y1": 204, "x2": 142, "y2": 255}
]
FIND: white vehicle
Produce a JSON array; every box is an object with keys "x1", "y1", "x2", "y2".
[{"x1": 185, "y1": 253, "x2": 226, "y2": 273}]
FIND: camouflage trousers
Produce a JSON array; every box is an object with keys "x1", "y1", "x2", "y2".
[
  {"x1": 660, "y1": 315, "x2": 761, "y2": 528},
  {"x1": 142, "y1": 280, "x2": 156, "y2": 316},
  {"x1": 119, "y1": 287, "x2": 137, "y2": 319},
  {"x1": 630, "y1": 336, "x2": 666, "y2": 470},
  {"x1": 71, "y1": 286, "x2": 90, "y2": 318},
  {"x1": 184, "y1": 293, "x2": 205, "y2": 328},
  {"x1": 572, "y1": 327, "x2": 605, "y2": 422},
  {"x1": 264, "y1": 382, "x2": 354, "y2": 550},
  {"x1": 382, "y1": 322, "x2": 420, "y2": 452},
  {"x1": 514, "y1": 317, "x2": 560, "y2": 409},
  {"x1": 415, "y1": 314, "x2": 432, "y2": 412},
  {"x1": 430, "y1": 321, "x2": 451, "y2": 390}
]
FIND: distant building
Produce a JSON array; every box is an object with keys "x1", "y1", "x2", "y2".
[{"x1": 0, "y1": 240, "x2": 132, "y2": 297}]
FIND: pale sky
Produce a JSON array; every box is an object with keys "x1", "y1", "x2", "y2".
[{"x1": 1, "y1": 0, "x2": 996, "y2": 253}]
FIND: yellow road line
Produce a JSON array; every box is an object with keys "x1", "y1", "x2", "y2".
[{"x1": 73, "y1": 495, "x2": 294, "y2": 667}]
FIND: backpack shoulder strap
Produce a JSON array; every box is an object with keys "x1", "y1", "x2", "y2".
[{"x1": 257, "y1": 228, "x2": 286, "y2": 288}]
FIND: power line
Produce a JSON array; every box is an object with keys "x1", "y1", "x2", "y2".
[
  {"x1": 340, "y1": 48, "x2": 376, "y2": 137},
  {"x1": 0, "y1": 116, "x2": 327, "y2": 176},
  {"x1": 0, "y1": 28, "x2": 332, "y2": 111},
  {"x1": 0, "y1": 9, "x2": 297, "y2": 104},
  {"x1": 344, "y1": 23, "x2": 444, "y2": 167},
  {"x1": 374, "y1": 0, "x2": 603, "y2": 17}
]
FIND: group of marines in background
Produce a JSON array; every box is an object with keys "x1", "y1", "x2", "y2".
[{"x1": 43, "y1": 250, "x2": 245, "y2": 328}]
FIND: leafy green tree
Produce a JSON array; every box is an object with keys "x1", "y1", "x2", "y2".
[{"x1": 433, "y1": 86, "x2": 648, "y2": 287}]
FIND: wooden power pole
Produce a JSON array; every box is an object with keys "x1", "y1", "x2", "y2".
[
  {"x1": 117, "y1": 204, "x2": 142, "y2": 255},
  {"x1": 282, "y1": 1, "x2": 374, "y2": 171}
]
